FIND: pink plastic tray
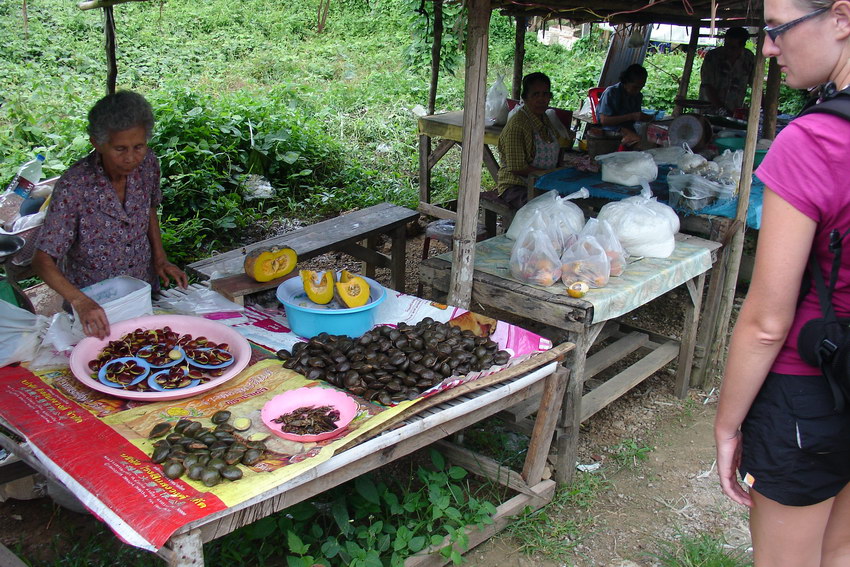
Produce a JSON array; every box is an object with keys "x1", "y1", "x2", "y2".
[
  {"x1": 261, "y1": 387, "x2": 359, "y2": 443},
  {"x1": 69, "y1": 314, "x2": 252, "y2": 402}
]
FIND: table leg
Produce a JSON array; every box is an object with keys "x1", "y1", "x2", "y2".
[
  {"x1": 522, "y1": 361, "x2": 569, "y2": 484},
  {"x1": 161, "y1": 529, "x2": 204, "y2": 567},
  {"x1": 419, "y1": 134, "x2": 432, "y2": 205},
  {"x1": 361, "y1": 235, "x2": 379, "y2": 280},
  {"x1": 674, "y1": 273, "x2": 706, "y2": 399},
  {"x1": 553, "y1": 330, "x2": 593, "y2": 485},
  {"x1": 390, "y1": 225, "x2": 407, "y2": 293}
]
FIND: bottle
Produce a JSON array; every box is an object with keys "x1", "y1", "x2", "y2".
[{"x1": 0, "y1": 154, "x2": 45, "y2": 229}]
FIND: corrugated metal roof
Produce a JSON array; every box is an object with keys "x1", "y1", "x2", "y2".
[{"x1": 491, "y1": 0, "x2": 764, "y2": 27}]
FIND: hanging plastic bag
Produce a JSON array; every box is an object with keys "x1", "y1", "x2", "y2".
[
  {"x1": 560, "y1": 235, "x2": 611, "y2": 288},
  {"x1": 0, "y1": 301, "x2": 50, "y2": 367},
  {"x1": 597, "y1": 195, "x2": 678, "y2": 258},
  {"x1": 595, "y1": 151, "x2": 658, "y2": 187},
  {"x1": 581, "y1": 218, "x2": 628, "y2": 277},
  {"x1": 485, "y1": 75, "x2": 510, "y2": 127},
  {"x1": 510, "y1": 221, "x2": 562, "y2": 287}
]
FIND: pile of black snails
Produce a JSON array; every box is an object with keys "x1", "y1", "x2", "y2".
[
  {"x1": 276, "y1": 318, "x2": 511, "y2": 405},
  {"x1": 147, "y1": 411, "x2": 264, "y2": 487}
]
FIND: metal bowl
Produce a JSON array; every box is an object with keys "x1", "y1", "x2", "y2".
[{"x1": 0, "y1": 234, "x2": 25, "y2": 261}]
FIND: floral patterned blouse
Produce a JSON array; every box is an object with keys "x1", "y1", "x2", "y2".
[{"x1": 36, "y1": 150, "x2": 162, "y2": 291}]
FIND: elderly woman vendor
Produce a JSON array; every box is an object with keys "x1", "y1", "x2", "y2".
[
  {"x1": 33, "y1": 90, "x2": 187, "y2": 339},
  {"x1": 494, "y1": 72, "x2": 571, "y2": 210}
]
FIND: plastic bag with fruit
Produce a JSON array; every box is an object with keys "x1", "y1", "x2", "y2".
[
  {"x1": 560, "y1": 235, "x2": 610, "y2": 288},
  {"x1": 581, "y1": 218, "x2": 628, "y2": 277},
  {"x1": 509, "y1": 215, "x2": 563, "y2": 287},
  {"x1": 506, "y1": 189, "x2": 586, "y2": 248}
]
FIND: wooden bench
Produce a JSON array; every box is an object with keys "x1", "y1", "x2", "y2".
[{"x1": 186, "y1": 203, "x2": 420, "y2": 304}]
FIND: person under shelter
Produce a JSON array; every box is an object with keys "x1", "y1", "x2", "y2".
[
  {"x1": 33, "y1": 90, "x2": 187, "y2": 339},
  {"x1": 699, "y1": 26, "x2": 756, "y2": 116},
  {"x1": 597, "y1": 64, "x2": 655, "y2": 148},
  {"x1": 491, "y1": 72, "x2": 571, "y2": 210}
]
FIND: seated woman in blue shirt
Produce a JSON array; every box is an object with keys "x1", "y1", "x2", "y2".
[{"x1": 597, "y1": 64, "x2": 655, "y2": 148}]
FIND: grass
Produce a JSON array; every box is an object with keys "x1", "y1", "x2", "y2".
[
  {"x1": 504, "y1": 471, "x2": 608, "y2": 560},
  {"x1": 650, "y1": 532, "x2": 752, "y2": 567},
  {"x1": 609, "y1": 438, "x2": 653, "y2": 469}
]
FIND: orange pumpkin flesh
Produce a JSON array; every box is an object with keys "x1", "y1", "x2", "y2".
[
  {"x1": 334, "y1": 275, "x2": 370, "y2": 308},
  {"x1": 300, "y1": 270, "x2": 334, "y2": 305},
  {"x1": 244, "y1": 246, "x2": 297, "y2": 283}
]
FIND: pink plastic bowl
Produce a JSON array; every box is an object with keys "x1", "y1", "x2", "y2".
[
  {"x1": 69, "y1": 314, "x2": 252, "y2": 402},
  {"x1": 261, "y1": 387, "x2": 359, "y2": 443}
]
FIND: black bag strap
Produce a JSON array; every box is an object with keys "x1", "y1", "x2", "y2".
[
  {"x1": 798, "y1": 83, "x2": 850, "y2": 120},
  {"x1": 807, "y1": 227, "x2": 850, "y2": 411}
]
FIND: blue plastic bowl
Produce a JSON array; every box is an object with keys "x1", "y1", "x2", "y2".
[{"x1": 276, "y1": 273, "x2": 386, "y2": 338}]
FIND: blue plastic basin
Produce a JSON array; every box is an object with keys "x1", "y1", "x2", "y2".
[{"x1": 276, "y1": 273, "x2": 386, "y2": 338}]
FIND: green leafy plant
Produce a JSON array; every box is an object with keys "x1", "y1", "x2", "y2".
[{"x1": 610, "y1": 438, "x2": 653, "y2": 469}]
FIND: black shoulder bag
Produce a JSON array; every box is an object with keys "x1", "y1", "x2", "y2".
[{"x1": 795, "y1": 83, "x2": 850, "y2": 412}]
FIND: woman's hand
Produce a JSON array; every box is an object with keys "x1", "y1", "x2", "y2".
[
  {"x1": 715, "y1": 428, "x2": 753, "y2": 507},
  {"x1": 71, "y1": 295, "x2": 110, "y2": 339},
  {"x1": 155, "y1": 260, "x2": 188, "y2": 289}
]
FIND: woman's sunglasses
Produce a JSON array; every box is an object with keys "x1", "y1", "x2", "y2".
[{"x1": 763, "y1": 6, "x2": 829, "y2": 42}]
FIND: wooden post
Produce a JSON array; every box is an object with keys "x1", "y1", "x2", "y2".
[
  {"x1": 448, "y1": 0, "x2": 490, "y2": 310},
  {"x1": 104, "y1": 6, "x2": 117, "y2": 95},
  {"x1": 704, "y1": 31, "x2": 767, "y2": 379},
  {"x1": 511, "y1": 16, "x2": 526, "y2": 100},
  {"x1": 674, "y1": 25, "x2": 700, "y2": 117},
  {"x1": 427, "y1": 0, "x2": 443, "y2": 115},
  {"x1": 762, "y1": 58, "x2": 782, "y2": 140}
]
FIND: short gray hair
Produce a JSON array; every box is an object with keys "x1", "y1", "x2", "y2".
[
  {"x1": 87, "y1": 90, "x2": 154, "y2": 145},
  {"x1": 797, "y1": 0, "x2": 834, "y2": 10}
]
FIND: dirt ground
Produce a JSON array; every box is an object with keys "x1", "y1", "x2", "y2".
[{"x1": 0, "y1": 220, "x2": 750, "y2": 566}]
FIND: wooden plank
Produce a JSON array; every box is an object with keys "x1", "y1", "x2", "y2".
[
  {"x1": 674, "y1": 273, "x2": 705, "y2": 399},
  {"x1": 433, "y1": 440, "x2": 537, "y2": 496},
  {"x1": 159, "y1": 529, "x2": 204, "y2": 567},
  {"x1": 417, "y1": 202, "x2": 457, "y2": 221},
  {"x1": 0, "y1": 543, "x2": 28, "y2": 567},
  {"x1": 188, "y1": 371, "x2": 553, "y2": 545},
  {"x1": 584, "y1": 331, "x2": 649, "y2": 379},
  {"x1": 523, "y1": 363, "x2": 569, "y2": 484},
  {"x1": 405, "y1": 480, "x2": 556, "y2": 566},
  {"x1": 580, "y1": 341, "x2": 679, "y2": 422},
  {"x1": 209, "y1": 270, "x2": 298, "y2": 304},
  {"x1": 448, "y1": 0, "x2": 491, "y2": 310},
  {"x1": 187, "y1": 203, "x2": 418, "y2": 279},
  {"x1": 420, "y1": 257, "x2": 591, "y2": 333}
]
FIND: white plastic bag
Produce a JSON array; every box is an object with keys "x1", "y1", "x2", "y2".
[
  {"x1": 545, "y1": 108, "x2": 572, "y2": 141},
  {"x1": 485, "y1": 75, "x2": 510, "y2": 127},
  {"x1": 506, "y1": 190, "x2": 586, "y2": 245},
  {"x1": 712, "y1": 149, "x2": 744, "y2": 186},
  {"x1": 560, "y1": 235, "x2": 611, "y2": 288},
  {"x1": 645, "y1": 146, "x2": 688, "y2": 165},
  {"x1": 595, "y1": 151, "x2": 658, "y2": 187},
  {"x1": 0, "y1": 301, "x2": 50, "y2": 367},
  {"x1": 597, "y1": 196, "x2": 678, "y2": 258},
  {"x1": 581, "y1": 218, "x2": 628, "y2": 277},
  {"x1": 155, "y1": 287, "x2": 245, "y2": 315},
  {"x1": 510, "y1": 222, "x2": 563, "y2": 287},
  {"x1": 70, "y1": 276, "x2": 153, "y2": 338}
]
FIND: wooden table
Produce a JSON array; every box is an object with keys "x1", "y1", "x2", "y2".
[
  {"x1": 0, "y1": 307, "x2": 573, "y2": 566},
  {"x1": 417, "y1": 111, "x2": 505, "y2": 221},
  {"x1": 186, "y1": 203, "x2": 420, "y2": 303},
  {"x1": 419, "y1": 234, "x2": 721, "y2": 483}
]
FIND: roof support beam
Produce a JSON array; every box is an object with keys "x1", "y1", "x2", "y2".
[{"x1": 449, "y1": 0, "x2": 491, "y2": 309}]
